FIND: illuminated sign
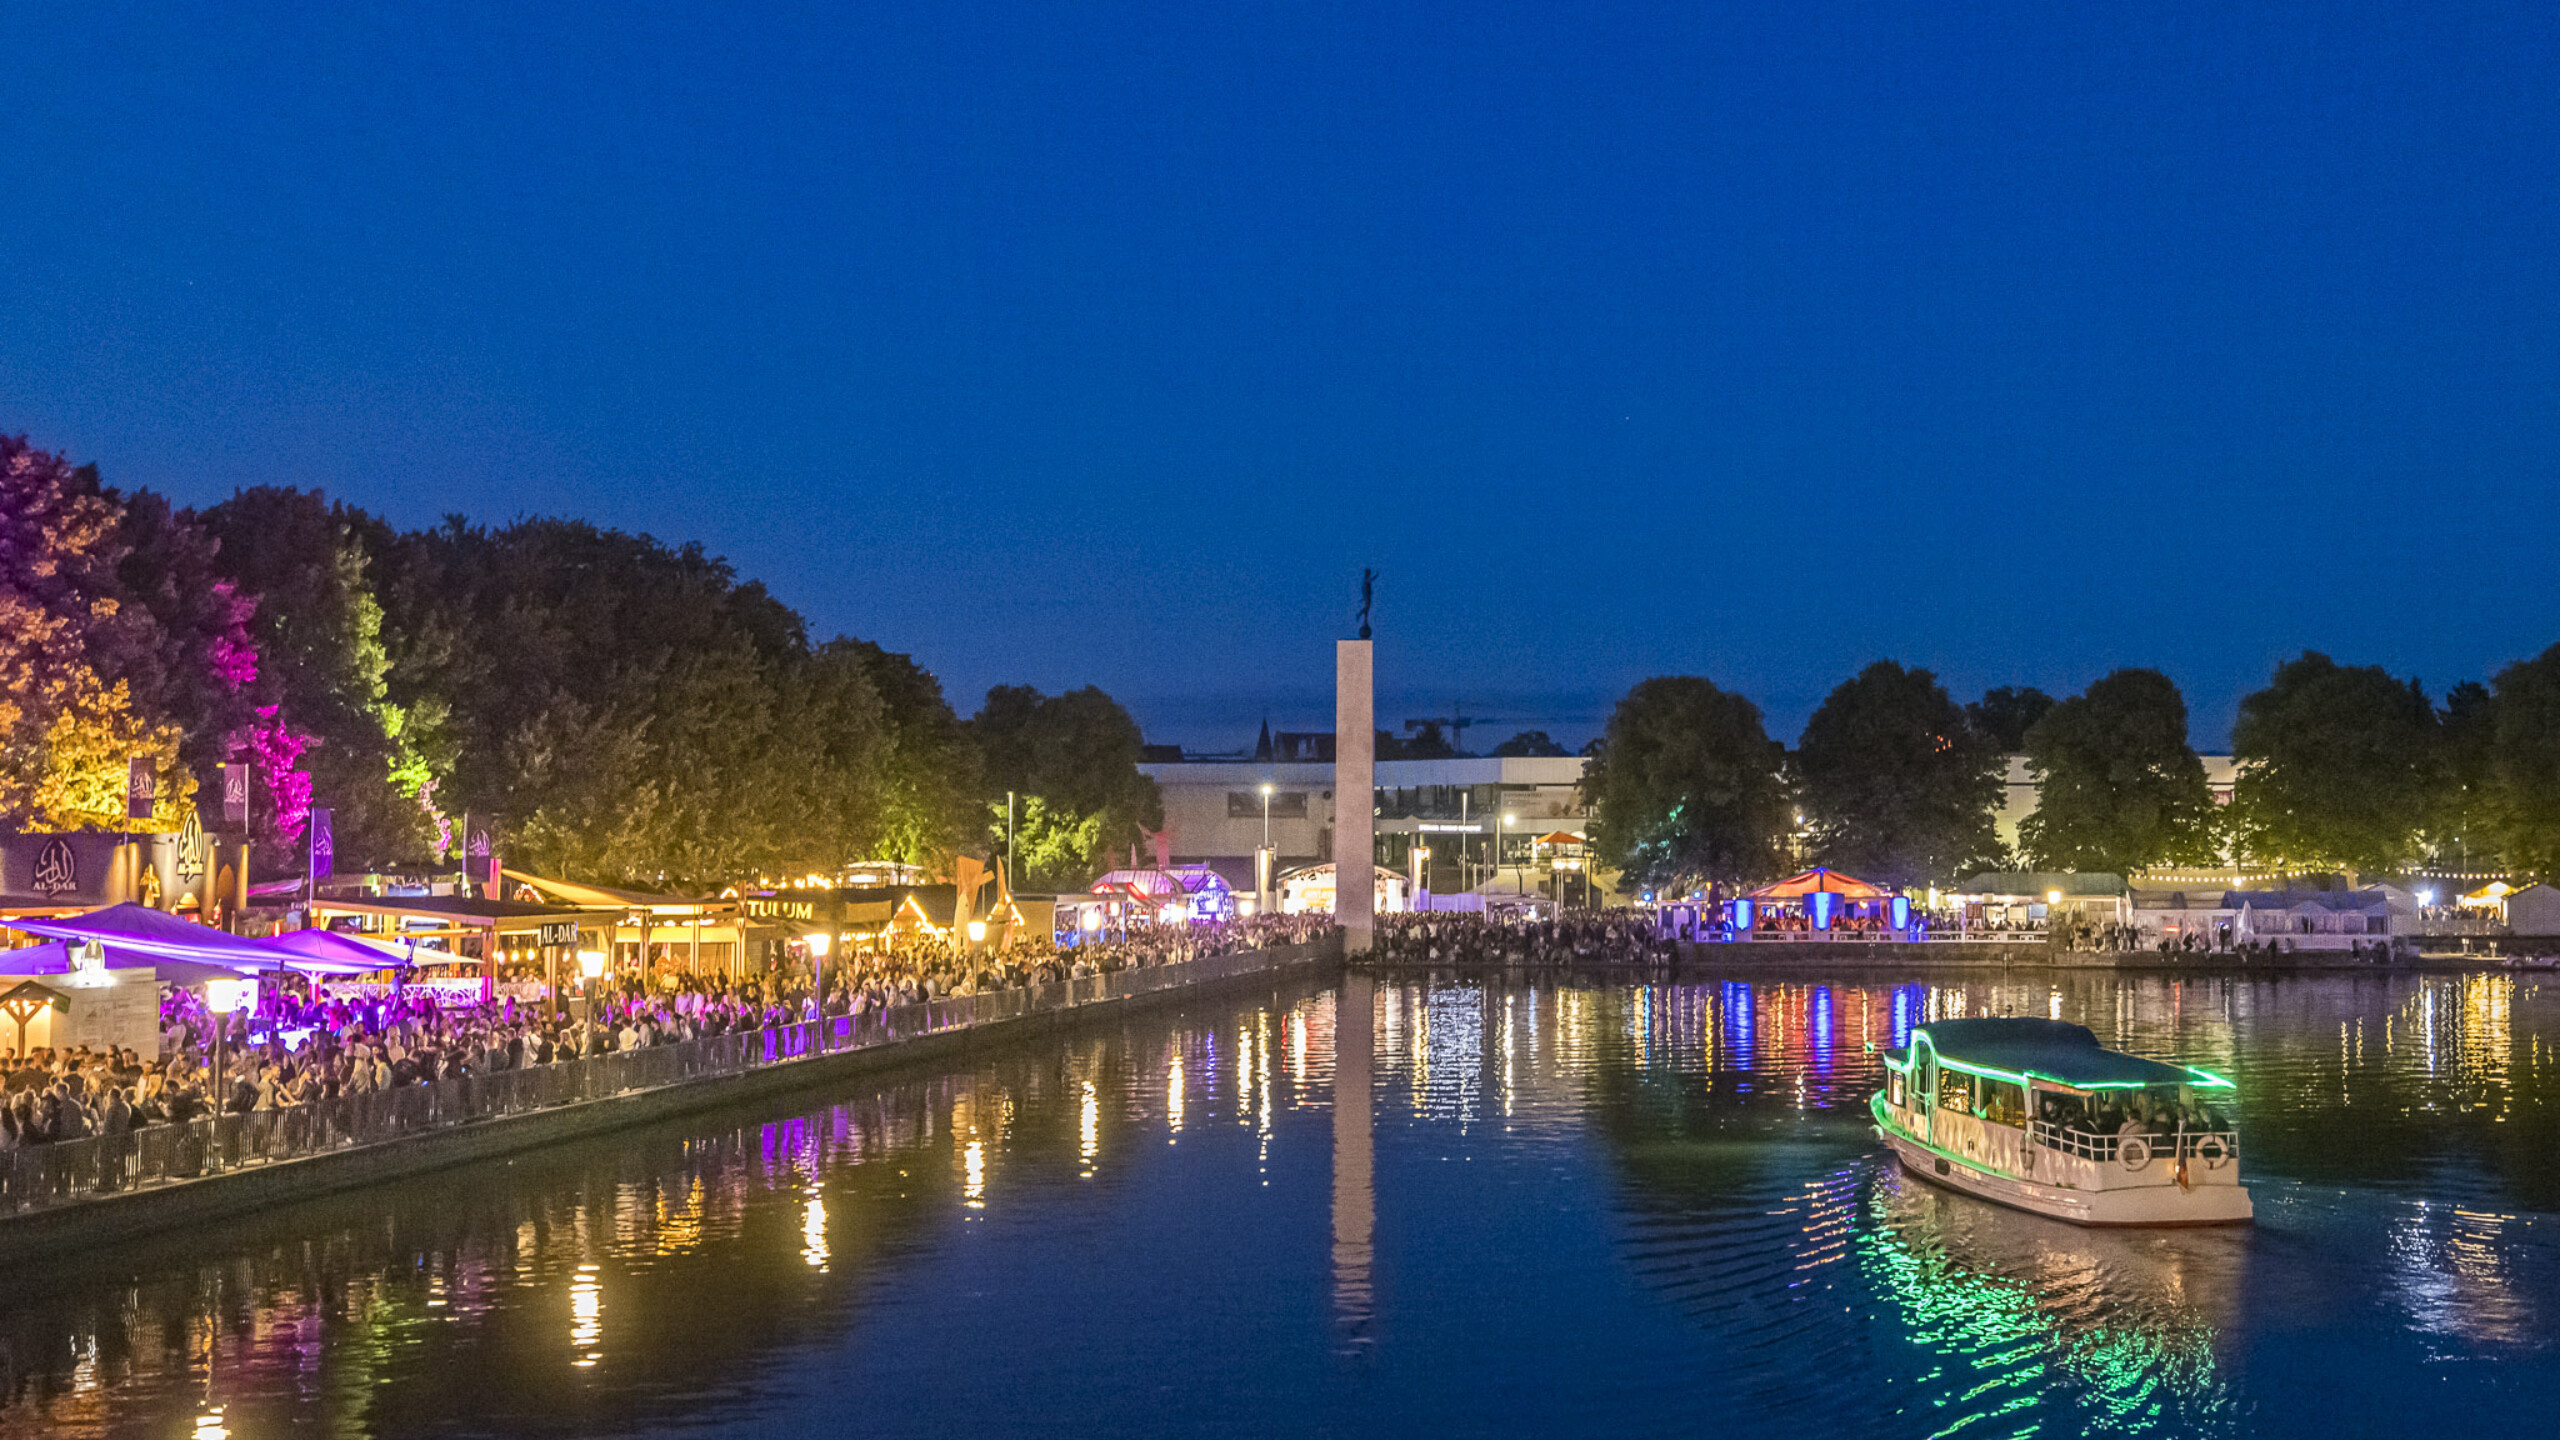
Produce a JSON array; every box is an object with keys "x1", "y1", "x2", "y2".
[
  {"x1": 535, "y1": 921, "x2": 581, "y2": 947},
  {"x1": 176, "y1": 809, "x2": 208, "y2": 883},
  {"x1": 743, "y1": 896, "x2": 817, "y2": 922},
  {"x1": 31, "y1": 838, "x2": 76, "y2": 897}
]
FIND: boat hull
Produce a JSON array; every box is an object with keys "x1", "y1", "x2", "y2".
[{"x1": 1878, "y1": 1126, "x2": 2252, "y2": 1227}]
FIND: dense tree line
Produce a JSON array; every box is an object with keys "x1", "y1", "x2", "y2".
[
  {"x1": 1589, "y1": 647, "x2": 2560, "y2": 896},
  {"x1": 0, "y1": 434, "x2": 1154, "y2": 892}
]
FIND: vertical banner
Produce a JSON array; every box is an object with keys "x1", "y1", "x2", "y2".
[
  {"x1": 470, "y1": 825, "x2": 500, "y2": 891},
  {"x1": 220, "y1": 763, "x2": 249, "y2": 826},
  {"x1": 126, "y1": 758, "x2": 157, "y2": 822},
  {"x1": 309, "y1": 806, "x2": 335, "y2": 883}
]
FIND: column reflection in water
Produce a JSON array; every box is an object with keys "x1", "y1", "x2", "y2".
[{"x1": 1332, "y1": 972, "x2": 1376, "y2": 1351}]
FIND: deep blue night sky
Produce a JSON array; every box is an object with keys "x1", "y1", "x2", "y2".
[{"x1": 4, "y1": 2, "x2": 2556, "y2": 750}]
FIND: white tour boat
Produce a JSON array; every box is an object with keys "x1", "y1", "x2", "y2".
[{"x1": 1872, "y1": 1017, "x2": 2251, "y2": 1227}]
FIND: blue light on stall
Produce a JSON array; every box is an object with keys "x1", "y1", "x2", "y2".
[
  {"x1": 1889, "y1": 895, "x2": 1911, "y2": 931},
  {"x1": 1810, "y1": 890, "x2": 1836, "y2": 930},
  {"x1": 1732, "y1": 898, "x2": 1754, "y2": 931}
]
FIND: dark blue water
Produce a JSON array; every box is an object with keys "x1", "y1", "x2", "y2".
[{"x1": 3, "y1": 968, "x2": 2556, "y2": 1438}]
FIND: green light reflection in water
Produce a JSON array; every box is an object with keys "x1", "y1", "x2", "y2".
[{"x1": 1855, "y1": 1169, "x2": 2237, "y2": 1437}]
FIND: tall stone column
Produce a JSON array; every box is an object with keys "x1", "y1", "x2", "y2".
[{"x1": 1334, "y1": 639, "x2": 1375, "y2": 954}]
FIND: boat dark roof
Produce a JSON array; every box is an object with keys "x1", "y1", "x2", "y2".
[{"x1": 1905, "y1": 1017, "x2": 2223, "y2": 1089}]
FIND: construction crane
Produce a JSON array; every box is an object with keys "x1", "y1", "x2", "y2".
[{"x1": 1400, "y1": 704, "x2": 1491, "y2": 754}]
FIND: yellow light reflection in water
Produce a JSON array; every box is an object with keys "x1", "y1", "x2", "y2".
[
  {"x1": 964, "y1": 1140, "x2": 987, "y2": 1209},
  {"x1": 1167, "y1": 1044, "x2": 1186, "y2": 1140},
  {"x1": 1080, "y1": 1081, "x2": 1099, "y2": 1173},
  {"x1": 568, "y1": 1264, "x2": 603, "y2": 1368},
  {"x1": 1257, "y1": 1011, "x2": 1274, "y2": 1173},
  {"x1": 1237, "y1": 1020, "x2": 1257, "y2": 1129},
  {"x1": 801, "y1": 1194, "x2": 829, "y2": 1269},
  {"x1": 193, "y1": 1409, "x2": 228, "y2": 1440}
]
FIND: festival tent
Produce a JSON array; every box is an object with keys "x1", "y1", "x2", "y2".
[
  {"x1": 6, "y1": 902, "x2": 292, "y2": 972},
  {"x1": 0, "y1": 938, "x2": 241, "y2": 987},
  {"x1": 251, "y1": 928, "x2": 409, "y2": 975},
  {"x1": 1743, "y1": 868, "x2": 1894, "y2": 901}
]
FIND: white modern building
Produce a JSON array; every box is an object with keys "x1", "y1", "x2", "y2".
[{"x1": 1138, "y1": 753, "x2": 1592, "y2": 900}]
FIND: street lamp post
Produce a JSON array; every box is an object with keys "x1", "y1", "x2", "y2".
[
  {"x1": 577, "y1": 948, "x2": 607, "y2": 1029},
  {"x1": 1500, "y1": 811, "x2": 1515, "y2": 907},
  {"x1": 804, "y1": 930, "x2": 831, "y2": 1052},
  {"x1": 1258, "y1": 782, "x2": 1275, "y2": 915},
  {"x1": 205, "y1": 976, "x2": 257, "y2": 1112}
]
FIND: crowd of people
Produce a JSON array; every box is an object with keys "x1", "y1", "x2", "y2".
[
  {"x1": 1368, "y1": 909, "x2": 1673, "y2": 967},
  {"x1": 0, "y1": 912, "x2": 1340, "y2": 1154}
]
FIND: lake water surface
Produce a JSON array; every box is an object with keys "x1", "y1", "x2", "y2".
[{"x1": 4, "y1": 966, "x2": 2558, "y2": 1438}]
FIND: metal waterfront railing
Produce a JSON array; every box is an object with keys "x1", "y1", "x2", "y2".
[
  {"x1": 0, "y1": 941, "x2": 1329, "y2": 1219},
  {"x1": 2029, "y1": 1121, "x2": 2240, "y2": 1165}
]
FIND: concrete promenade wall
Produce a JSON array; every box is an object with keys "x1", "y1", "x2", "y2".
[
  {"x1": 1648, "y1": 941, "x2": 2482, "y2": 972},
  {"x1": 0, "y1": 938, "x2": 1340, "y2": 1266}
]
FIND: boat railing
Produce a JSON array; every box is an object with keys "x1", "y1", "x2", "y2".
[{"x1": 2029, "y1": 1122, "x2": 2240, "y2": 1164}]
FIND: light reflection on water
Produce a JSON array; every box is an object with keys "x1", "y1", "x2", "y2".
[{"x1": 0, "y1": 970, "x2": 2557, "y2": 1437}]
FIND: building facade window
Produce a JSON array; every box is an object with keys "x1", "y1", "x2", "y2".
[{"x1": 1226, "y1": 791, "x2": 1310, "y2": 818}]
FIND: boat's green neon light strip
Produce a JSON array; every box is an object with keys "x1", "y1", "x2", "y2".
[{"x1": 1886, "y1": 1032, "x2": 2236, "y2": 1092}]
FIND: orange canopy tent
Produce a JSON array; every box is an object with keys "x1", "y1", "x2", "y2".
[{"x1": 1743, "y1": 867, "x2": 1893, "y2": 901}]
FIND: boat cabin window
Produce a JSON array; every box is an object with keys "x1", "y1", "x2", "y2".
[
  {"x1": 2035, "y1": 1090, "x2": 2093, "y2": 1132},
  {"x1": 1938, "y1": 1070, "x2": 1973, "y2": 1114},
  {"x1": 1979, "y1": 1079, "x2": 2028, "y2": 1127},
  {"x1": 1886, "y1": 1070, "x2": 1905, "y2": 1107}
]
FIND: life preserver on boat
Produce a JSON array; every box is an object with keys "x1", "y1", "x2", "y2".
[
  {"x1": 2194, "y1": 1134, "x2": 2230, "y2": 1170},
  {"x1": 2119, "y1": 1136, "x2": 2151, "y2": 1170}
]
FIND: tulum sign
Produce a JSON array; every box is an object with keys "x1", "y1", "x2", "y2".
[{"x1": 742, "y1": 896, "x2": 818, "y2": 922}]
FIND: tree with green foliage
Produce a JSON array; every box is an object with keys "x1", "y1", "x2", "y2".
[
  {"x1": 1795, "y1": 661, "x2": 2003, "y2": 887},
  {"x1": 970, "y1": 684, "x2": 1161, "y2": 887},
  {"x1": 2230, "y1": 652, "x2": 2438, "y2": 878},
  {"x1": 832, "y1": 640, "x2": 981, "y2": 868},
  {"x1": 1584, "y1": 676, "x2": 1789, "y2": 893},
  {"x1": 2018, "y1": 668, "x2": 2217, "y2": 873},
  {"x1": 1967, "y1": 686, "x2": 2055, "y2": 753},
  {"x1": 1491, "y1": 730, "x2": 1568, "y2": 757},
  {"x1": 2487, "y1": 644, "x2": 2560, "y2": 879},
  {"x1": 2431, "y1": 680, "x2": 2503, "y2": 872},
  {"x1": 367, "y1": 516, "x2": 903, "y2": 888},
  {"x1": 993, "y1": 795, "x2": 1107, "y2": 893},
  {"x1": 0, "y1": 438, "x2": 205, "y2": 832},
  {"x1": 196, "y1": 487, "x2": 443, "y2": 869}
]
